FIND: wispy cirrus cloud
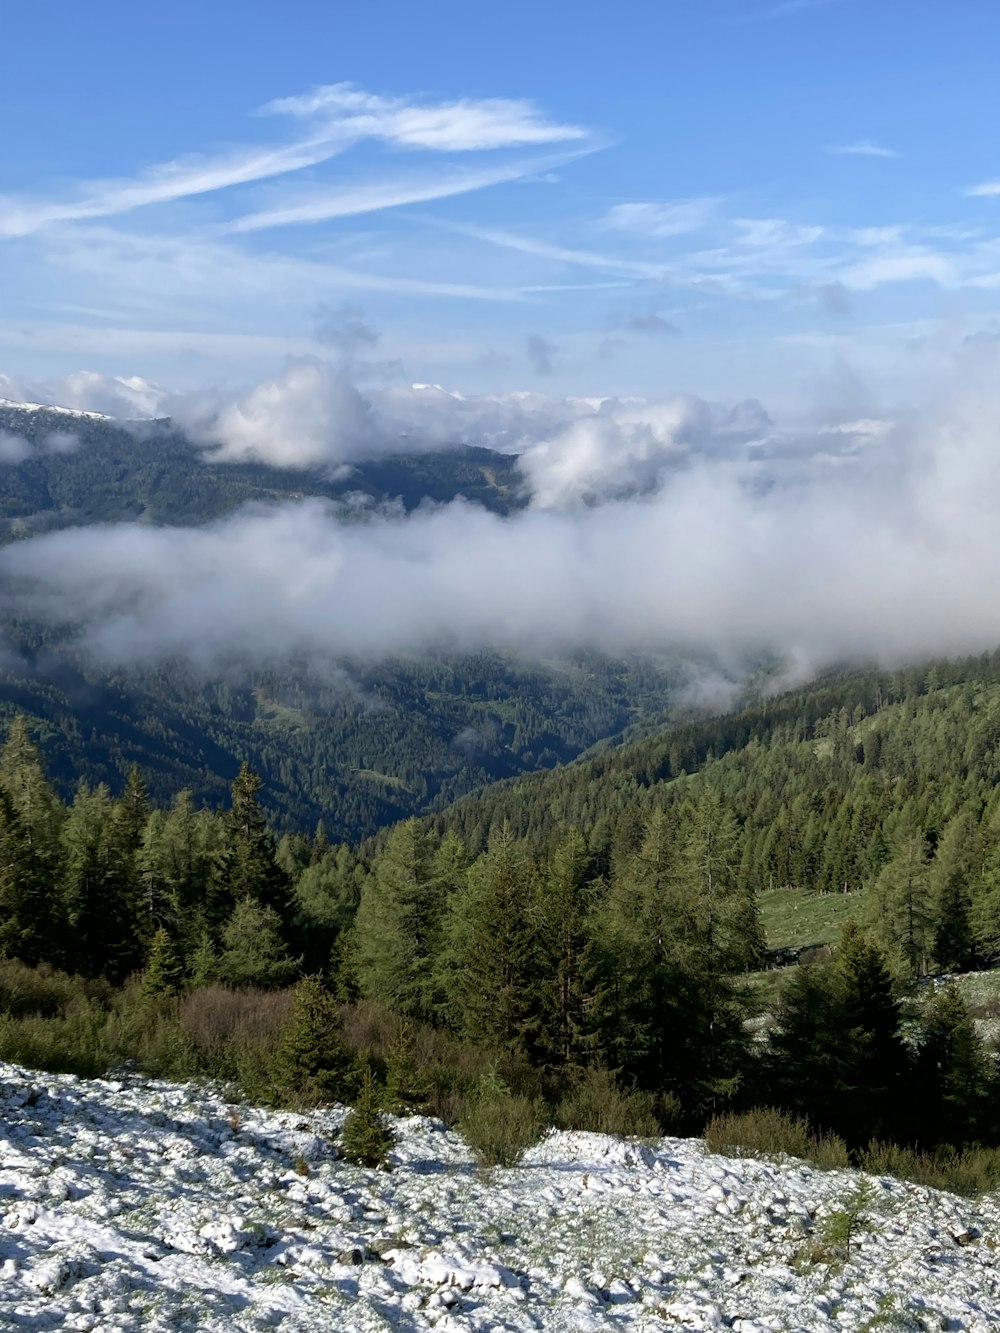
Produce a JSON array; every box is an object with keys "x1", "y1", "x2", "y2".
[
  {"x1": 222, "y1": 147, "x2": 599, "y2": 234},
  {"x1": 827, "y1": 141, "x2": 900, "y2": 159},
  {"x1": 746, "y1": 0, "x2": 848, "y2": 19},
  {"x1": 421, "y1": 218, "x2": 672, "y2": 281},
  {"x1": 967, "y1": 179, "x2": 1000, "y2": 199},
  {"x1": 602, "y1": 199, "x2": 721, "y2": 237},
  {"x1": 262, "y1": 82, "x2": 586, "y2": 152},
  {"x1": 0, "y1": 83, "x2": 588, "y2": 240}
]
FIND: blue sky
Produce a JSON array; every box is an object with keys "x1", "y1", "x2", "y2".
[{"x1": 4, "y1": 0, "x2": 1000, "y2": 409}]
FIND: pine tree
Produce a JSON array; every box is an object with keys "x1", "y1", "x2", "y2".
[
  {"x1": 141, "y1": 927, "x2": 185, "y2": 997},
  {"x1": 276, "y1": 974, "x2": 358, "y2": 1105},
  {"x1": 868, "y1": 828, "x2": 933, "y2": 977},
  {"x1": 0, "y1": 715, "x2": 64, "y2": 883},
  {"x1": 914, "y1": 984, "x2": 991, "y2": 1145},
  {"x1": 61, "y1": 781, "x2": 143, "y2": 981},
  {"x1": 218, "y1": 899, "x2": 300, "y2": 989},
  {"x1": 535, "y1": 828, "x2": 596, "y2": 1072},
  {"x1": 439, "y1": 825, "x2": 541, "y2": 1055},
  {"x1": 833, "y1": 923, "x2": 910, "y2": 1144},
  {"x1": 215, "y1": 763, "x2": 291, "y2": 922},
  {"x1": 351, "y1": 819, "x2": 441, "y2": 1021},
  {"x1": 929, "y1": 812, "x2": 977, "y2": 972},
  {"x1": 0, "y1": 788, "x2": 52, "y2": 964},
  {"x1": 341, "y1": 1067, "x2": 395, "y2": 1168}
]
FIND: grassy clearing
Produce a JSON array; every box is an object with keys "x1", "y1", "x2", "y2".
[{"x1": 759, "y1": 886, "x2": 863, "y2": 955}]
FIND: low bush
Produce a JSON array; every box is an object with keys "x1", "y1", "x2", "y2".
[
  {"x1": 858, "y1": 1141, "x2": 1000, "y2": 1196},
  {"x1": 458, "y1": 1068, "x2": 546, "y2": 1169},
  {"x1": 555, "y1": 1067, "x2": 664, "y2": 1139},
  {"x1": 704, "y1": 1107, "x2": 849, "y2": 1170}
]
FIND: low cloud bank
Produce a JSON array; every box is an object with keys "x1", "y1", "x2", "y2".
[
  {"x1": 0, "y1": 360, "x2": 886, "y2": 509},
  {"x1": 2, "y1": 380, "x2": 1000, "y2": 676}
]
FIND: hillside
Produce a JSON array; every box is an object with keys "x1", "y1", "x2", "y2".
[
  {"x1": 0, "y1": 405, "x2": 685, "y2": 837},
  {"x1": 2, "y1": 1061, "x2": 997, "y2": 1333},
  {"x1": 0, "y1": 402, "x2": 525, "y2": 540}
]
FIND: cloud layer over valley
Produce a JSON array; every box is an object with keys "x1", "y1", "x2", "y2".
[{"x1": 4, "y1": 360, "x2": 1000, "y2": 681}]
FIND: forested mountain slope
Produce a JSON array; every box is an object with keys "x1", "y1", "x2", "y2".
[
  {"x1": 429, "y1": 651, "x2": 1000, "y2": 974},
  {"x1": 0, "y1": 405, "x2": 683, "y2": 836},
  {"x1": 0, "y1": 402, "x2": 524, "y2": 541},
  {"x1": 0, "y1": 646, "x2": 682, "y2": 837}
]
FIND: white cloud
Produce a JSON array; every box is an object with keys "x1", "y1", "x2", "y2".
[
  {"x1": 827, "y1": 141, "x2": 900, "y2": 159},
  {"x1": 6, "y1": 375, "x2": 1000, "y2": 675},
  {"x1": 0, "y1": 371, "x2": 166, "y2": 418},
  {"x1": 172, "y1": 361, "x2": 376, "y2": 469},
  {"x1": 426, "y1": 220, "x2": 672, "y2": 280},
  {"x1": 0, "y1": 431, "x2": 32, "y2": 464},
  {"x1": 0, "y1": 83, "x2": 588, "y2": 241},
  {"x1": 223, "y1": 148, "x2": 594, "y2": 234},
  {"x1": 967, "y1": 179, "x2": 1000, "y2": 199},
  {"x1": 602, "y1": 199, "x2": 721, "y2": 238},
  {"x1": 262, "y1": 83, "x2": 585, "y2": 152},
  {"x1": 0, "y1": 137, "x2": 352, "y2": 239}
]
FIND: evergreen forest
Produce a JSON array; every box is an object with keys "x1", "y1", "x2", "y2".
[{"x1": 6, "y1": 648, "x2": 1000, "y2": 1181}]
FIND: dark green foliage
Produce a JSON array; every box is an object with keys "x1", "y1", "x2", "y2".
[
  {"x1": 218, "y1": 899, "x2": 300, "y2": 990},
  {"x1": 439, "y1": 826, "x2": 542, "y2": 1056},
  {"x1": 341, "y1": 1067, "x2": 395, "y2": 1168},
  {"x1": 351, "y1": 819, "x2": 442, "y2": 1022},
  {"x1": 276, "y1": 975, "x2": 358, "y2": 1106},
  {"x1": 457, "y1": 1068, "x2": 545, "y2": 1169},
  {"x1": 141, "y1": 928, "x2": 185, "y2": 997},
  {"x1": 913, "y1": 985, "x2": 994, "y2": 1145},
  {"x1": 765, "y1": 925, "x2": 910, "y2": 1146}
]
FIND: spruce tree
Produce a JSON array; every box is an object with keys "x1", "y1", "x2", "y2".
[
  {"x1": 868, "y1": 827, "x2": 933, "y2": 978},
  {"x1": 276, "y1": 975, "x2": 357, "y2": 1105},
  {"x1": 351, "y1": 819, "x2": 441, "y2": 1021},
  {"x1": 929, "y1": 812, "x2": 977, "y2": 972},
  {"x1": 141, "y1": 927, "x2": 185, "y2": 997},
  {"x1": 218, "y1": 899, "x2": 299, "y2": 989},
  {"x1": 341, "y1": 1067, "x2": 395, "y2": 1168},
  {"x1": 61, "y1": 781, "x2": 143, "y2": 981},
  {"x1": 439, "y1": 825, "x2": 541, "y2": 1055},
  {"x1": 215, "y1": 763, "x2": 291, "y2": 922}
]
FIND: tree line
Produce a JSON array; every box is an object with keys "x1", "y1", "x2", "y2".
[{"x1": 1, "y1": 710, "x2": 998, "y2": 1156}]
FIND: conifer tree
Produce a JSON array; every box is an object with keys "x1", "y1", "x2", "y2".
[
  {"x1": 868, "y1": 827, "x2": 933, "y2": 977},
  {"x1": 141, "y1": 926, "x2": 185, "y2": 997},
  {"x1": 218, "y1": 899, "x2": 299, "y2": 989},
  {"x1": 929, "y1": 812, "x2": 977, "y2": 972},
  {"x1": 342, "y1": 1067, "x2": 395, "y2": 1168},
  {"x1": 215, "y1": 763, "x2": 291, "y2": 922},
  {"x1": 61, "y1": 781, "x2": 142, "y2": 981},
  {"x1": 276, "y1": 974, "x2": 358, "y2": 1105},
  {"x1": 535, "y1": 827, "x2": 596, "y2": 1072},
  {"x1": 914, "y1": 984, "x2": 991, "y2": 1145},
  {"x1": 0, "y1": 788, "x2": 52, "y2": 964},
  {"x1": 439, "y1": 825, "x2": 541, "y2": 1055},
  {"x1": 0, "y1": 715, "x2": 64, "y2": 882},
  {"x1": 351, "y1": 819, "x2": 441, "y2": 1021}
]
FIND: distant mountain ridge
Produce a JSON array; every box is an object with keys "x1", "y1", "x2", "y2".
[
  {"x1": 0, "y1": 401, "x2": 526, "y2": 544},
  {"x1": 0, "y1": 406, "x2": 683, "y2": 838}
]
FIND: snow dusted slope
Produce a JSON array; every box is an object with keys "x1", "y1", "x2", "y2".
[{"x1": 1, "y1": 1064, "x2": 1000, "y2": 1332}]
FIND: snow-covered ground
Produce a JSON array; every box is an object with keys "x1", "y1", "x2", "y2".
[{"x1": 1, "y1": 1063, "x2": 999, "y2": 1332}]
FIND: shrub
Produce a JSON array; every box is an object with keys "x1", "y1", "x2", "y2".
[
  {"x1": 858, "y1": 1141, "x2": 1000, "y2": 1196},
  {"x1": 704, "y1": 1107, "x2": 849, "y2": 1170},
  {"x1": 555, "y1": 1067, "x2": 662, "y2": 1139},
  {"x1": 341, "y1": 1067, "x2": 395, "y2": 1169},
  {"x1": 458, "y1": 1068, "x2": 546, "y2": 1170}
]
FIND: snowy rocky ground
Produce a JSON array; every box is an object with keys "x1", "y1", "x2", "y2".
[{"x1": 2, "y1": 1063, "x2": 1000, "y2": 1332}]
